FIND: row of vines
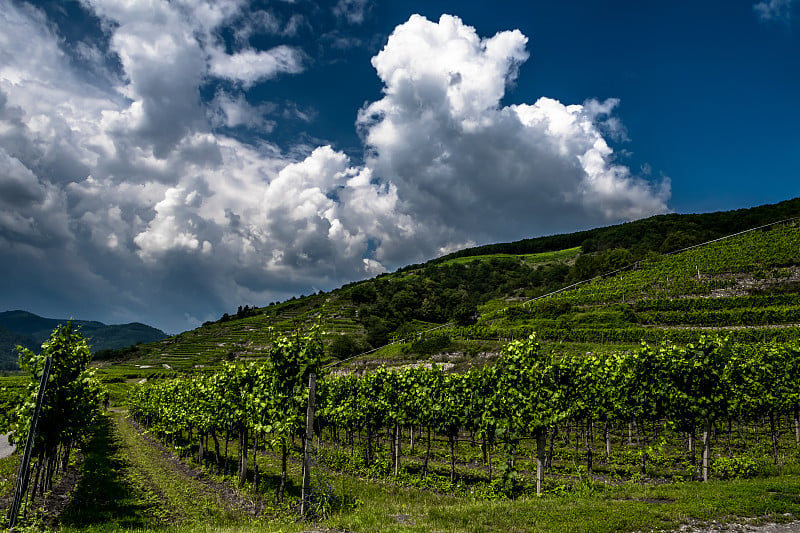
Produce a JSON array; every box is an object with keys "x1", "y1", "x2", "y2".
[
  {"x1": 129, "y1": 329, "x2": 324, "y2": 501},
  {"x1": 451, "y1": 323, "x2": 800, "y2": 344},
  {"x1": 528, "y1": 223, "x2": 800, "y2": 307},
  {"x1": 128, "y1": 331, "x2": 800, "y2": 498}
]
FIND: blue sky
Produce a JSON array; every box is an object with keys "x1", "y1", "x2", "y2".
[{"x1": 0, "y1": 0, "x2": 797, "y2": 333}]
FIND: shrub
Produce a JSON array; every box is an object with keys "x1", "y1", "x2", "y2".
[{"x1": 711, "y1": 456, "x2": 761, "y2": 479}]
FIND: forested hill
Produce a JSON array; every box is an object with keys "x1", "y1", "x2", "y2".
[
  {"x1": 99, "y1": 197, "x2": 800, "y2": 373},
  {"x1": 427, "y1": 196, "x2": 800, "y2": 265},
  {"x1": 0, "y1": 310, "x2": 167, "y2": 370}
]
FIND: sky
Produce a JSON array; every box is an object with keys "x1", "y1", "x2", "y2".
[{"x1": 0, "y1": 0, "x2": 798, "y2": 334}]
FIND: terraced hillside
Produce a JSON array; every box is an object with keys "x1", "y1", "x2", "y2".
[
  {"x1": 462, "y1": 221, "x2": 800, "y2": 346},
  {"x1": 5, "y1": 204, "x2": 800, "y2": 533},
  {"x1": 98, "y1": 292, "x2": 364, "y2": 373},
  {"x1": 94, "y1": 217, "x2": 800, "y2": 379}
]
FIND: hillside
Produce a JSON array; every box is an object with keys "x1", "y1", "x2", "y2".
[
  {"x1": 0, "y1": 310, "x2": 167, "y2": 370},
  {"x1": 472, "y1": 221, "x2": 800, "y2": 344},
  {"x1": 431, "y1": 196, "x2": 800, "y2": 263},
  {"x1": 5, "y1": 199, "x2": 800, "y2": 533},
  {"x1": 94, "y1": 198, "x2": 800, "y2": 375}
]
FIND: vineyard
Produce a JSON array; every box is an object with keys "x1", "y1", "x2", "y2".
[
  {"x1": 0, "y1": 324, "x2": 104, "y2": 529},
  {"x1": 2, "y1": 210, "x2": 800, "y2": 531},
  {"x1": 120, "y1": 219, "x2": 800, "y2": 530},
  {"x1": 84, "y1": 219, "x2": 800, "y2": 376},
  {"x1": 128, "y1": 333, "x2": 800, "y2": 500}
]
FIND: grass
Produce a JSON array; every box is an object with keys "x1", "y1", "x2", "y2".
[
  {"x1": 438, "y1": 247, "x2": 582, "y2": 267},
  {"x1": 58, "y1": 413, "x2": 167, "y2": 531},
  {"x1": 314, "y1": 472, "x2": 800, "y2": 532},
  {"x1": 0, "y1": 451, "x2": 20, "y2": 498},
  {"x1": 56, "y1": 411, "x2": 249, "y2": 532}
]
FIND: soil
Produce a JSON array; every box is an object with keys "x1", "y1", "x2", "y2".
[
  {"x1": 673, "y1": 518, "x2": 800, "y2": 532},
  {"x1": 39, "y1": 454, "x2": 84, "y2": 526},
  {"x1": 0, "y1": 451, "x2": 85, "y2": 528}
]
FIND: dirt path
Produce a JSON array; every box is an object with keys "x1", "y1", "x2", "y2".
[
  {"x1": 56, "y1": 411, "x2": 254, "y2": 529},
  {"x1": 0, "y1": 433, "x2": 14, "y2": 459},
  {"x1": 677, "y1": 520, "x2": 800, "y2": 532}
]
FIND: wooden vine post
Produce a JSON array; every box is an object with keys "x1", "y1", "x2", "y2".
[
  {"x1": 702, "y1": 419, "x2": 711, "y2": 482},
  {"x1": 535, "y1": 427, "x2": 546, "y2": 496},
  {"x1": 301, "y1": 373, "x2": 316, "y2": 518},
  {"x1": 8, "y1": 356, "x2": 52, "y2": 530}
]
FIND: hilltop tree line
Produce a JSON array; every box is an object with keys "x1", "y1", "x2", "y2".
[
  {"x1": 348, "y1": 259, "x2": 572, "y2": 346},
  {"x1": 346, "y1": 245, "x2": 675, "y2": 347},
  {"x1": 432, "y1": 197, "x2": 800, "y2": 264}
]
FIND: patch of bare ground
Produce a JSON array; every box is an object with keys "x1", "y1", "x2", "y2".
[
  {"x1": 663, "y1": 516, "x2": 800, "y2": 532},
  {"x1": 39, "y1": 454, "x2": 85, "y2": 526},
  {"x1": 601, "y1": 268, "x2": 800, "y2": 309},
  {"x1": 614, "y1": 496, "x2": 675, "y2": 504},
  {"x1": 706, "y1": 268, "x2": 800, "y2": 298}
]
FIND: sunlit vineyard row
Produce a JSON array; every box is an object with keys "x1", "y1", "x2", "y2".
[{"x1": 128, "y1": 330, "x2": 800, "y2": 498}]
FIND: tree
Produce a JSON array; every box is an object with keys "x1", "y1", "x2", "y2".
[
  {"x1": 453, "y1": 302, "x2": 478, "y2": 326},
  {"x1": 329, "y1": 334, "x2": 364, "y2": 360}
]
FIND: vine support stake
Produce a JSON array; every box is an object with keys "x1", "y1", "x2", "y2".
[
  {"x1": 301, "y1": 372, "x2": 316, "y2": 519},
  {"x1": 702, "y1": 419, "x2": 711, "y2": 482},
  {"x1": 536, "y1": 427, "x2": 546, "y2": 496},
  {"x1": 8, "y1": 355, "x2": 52, "y2": 530}
]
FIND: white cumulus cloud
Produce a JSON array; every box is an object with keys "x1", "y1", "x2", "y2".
[
  {"x1": 357, "y1": 14, "x2": 669, "y2": 261},
  {"x1": 0, "y1": 5, "x2": 670, "y2": 332},
  {"x1": 208, "y1": 46, "x2": 305, "y2": 88}
]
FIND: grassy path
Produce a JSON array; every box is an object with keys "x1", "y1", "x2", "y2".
[{"x1": 58, "y1": 411, "x2": 250, "y2": 532}]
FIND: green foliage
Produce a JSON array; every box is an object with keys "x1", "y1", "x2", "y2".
[
  {"x1": 128, "y1": 327, "x2": 325, "y2": 495},
  {"x1": 453, "y1": 303, "x2": 479, "y2": 326},
  {"x1": 406, "y1": 333, "x2": 452, "y2": 355},
  {"x1": 329, "y1": 334, "x2": 367, "y2": 360},
  {"x1": 0, "y1": 323, "x2": 105, "y2": 515},
  {"x1": 436, "y1": 197, "x2": 800, "y2": 261},
  {"x1": 711, "y1": 456, "x2": 762, "y2": 480},
  {"x1": 6, "y1": 323, "x2": 104, "y2": 449}
]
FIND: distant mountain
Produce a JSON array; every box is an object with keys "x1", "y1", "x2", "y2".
[{"x1": 0, "y1": 310, "x2": 167, "y2": 370}]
